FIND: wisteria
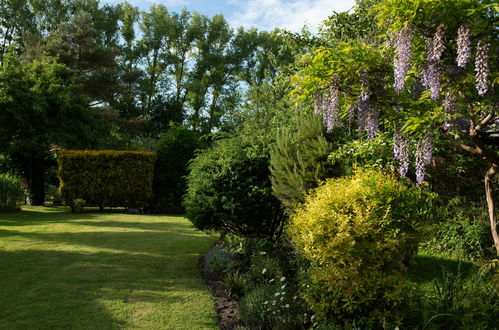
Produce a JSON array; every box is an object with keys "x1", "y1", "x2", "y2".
[
  {"x1": 314, "y1": 92, "x2": 323, "y2": 116},
  {"x1": 442, "y1": 92, "x2": 457, "y2": 130},
  {"x1": 415, "y1": 132, "x2": 433, "y2": 185},
  {"x1": 456, "y1": 25, "x2": 471, "y2": 68},
  {"x1": 314, "y1": 81, "x2": 341, "y2": 133},
  {"x1": 422, "y1": 25, "x2": 446, "y2": 100},
  {"x1": 393, "y1": 125, "x2": 410, "y2": 177},
  {"x1": 394, "y1": 27, "x2": 413, "y2": 93},
  {"x1": 475, "y1": 40, "x2": 490, "y2": 96},
  {"x1": 357, "y1": 73, "x2": 379, "y2": 139}
]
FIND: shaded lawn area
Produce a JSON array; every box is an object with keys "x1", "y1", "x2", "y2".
[{"x1": 0, "y1": 206, "x2": 218, "y2": 329}]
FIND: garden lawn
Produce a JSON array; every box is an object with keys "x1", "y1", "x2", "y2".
[{"x1": 0, "y1": 206, "x2": 218, "y2": 330}]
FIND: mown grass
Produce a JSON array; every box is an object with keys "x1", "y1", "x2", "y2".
[{"x1": 0, "y1": 206, "x2": 218, "y2": 329}]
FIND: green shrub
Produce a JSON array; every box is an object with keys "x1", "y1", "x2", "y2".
[
  {"x1": 289, "y1": 169, "x2": 435, "y2": 327},
  {"x1": 420, "y1": 197, "x2": 494, "y2": 261},
  {"x1": 184, "y1": 137, "x2": 284, "y2": 239},
  {"x1": 57, "y1": 150, "x2": 156, "y2": 208},
  {"x1": 0, "y1": 173, "x2": 23, "y2": 212},
  {"x1": 152, "y1": 126, "x2": 201, "y2": 213}
]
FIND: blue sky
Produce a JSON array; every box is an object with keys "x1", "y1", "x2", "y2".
[{"x1": 104, "y1": 0, "x2": 357, "y2": 32}]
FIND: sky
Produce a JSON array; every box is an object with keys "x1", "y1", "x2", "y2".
[{"x1": 104, "y1": 0, "x2": 357, "y2": 33}]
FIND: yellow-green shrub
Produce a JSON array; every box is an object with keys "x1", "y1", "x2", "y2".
[
  {"x1": 57, "y1": 150, "x2": 156, "y2": 208},
  {"x1": 289, "y1": 169, "x2": 435, "y2": 327}
]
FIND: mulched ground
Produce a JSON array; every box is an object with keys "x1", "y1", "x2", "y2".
[{"x1": 199, "y1": 246, "x2": 243, "y2": 330}]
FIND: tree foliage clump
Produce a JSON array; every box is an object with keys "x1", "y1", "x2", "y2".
[
  {"x1": 184, "y1": 137, "x2": 284, "y2": 239},
  {"x1": 270, "y1": 114, "x2": 338, "y2": 213},
  {"x1": 152, "y1": 126, "x2": 202, "y2": 213},
  {"x1": 0, "y1": 173, "x2": 23, "y2": 212},
  {"x1": 289, "y1": 169, "x2": 435, "y2": 327},
  {"x1": 0, "y1": 53, "x2": 106, "y2": 205}
]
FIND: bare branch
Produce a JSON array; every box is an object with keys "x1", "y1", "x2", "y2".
[{"x1": 475, "y1": 110, "x2": 496, "y2": 132}]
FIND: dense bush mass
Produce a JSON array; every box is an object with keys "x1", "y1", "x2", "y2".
[
  {"x1": 289, "y1": 169, "x2": 435, "y2": 326},
  {"x1": 0, "y1": 173, "x2": 23, "y2": 212},
  {"x1": 57, "y1": 150, "x2": 156, "y2": 209},
  {"x1": 152, "y1": 126, "x2": 201, "y2": 213},
  {"x1": 184, "y1": 137, "x2": 284, "y2": 238}
]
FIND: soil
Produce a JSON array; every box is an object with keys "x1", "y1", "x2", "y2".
[{"x1": 199, "y1": 246, "x2": 243, "y2": 330}]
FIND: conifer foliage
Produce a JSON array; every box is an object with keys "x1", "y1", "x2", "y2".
[{"x1": 270, "y1": 114, "x2": 337, "y2": 213}]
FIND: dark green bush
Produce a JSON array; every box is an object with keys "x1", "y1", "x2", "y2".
[
  {"x1": 289, "y1": 169, "x2": 435, "y2": 327},
  {"x1": 57, "y1": 150, "x2": 156, "y2": 209},
  {"x1": 152, "y1": 126, "x2": 201, "y2": 213},
  {"x1": 0, "y1": 173, "x2": 23, "y2": 212},
  {"x1": 183, "y1": 137, "x2": 284, "y2": 239}
]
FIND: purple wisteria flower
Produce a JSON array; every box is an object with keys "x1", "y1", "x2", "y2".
[
  {"x1": 394, "y1": 27, "x2": 413, "y2": 93},
  {"x1": 475, "y1": 40, "x2": 490, "y2": 96},
  {"x1": 415, "y1": 132, "x2": 433, "y2": 185},
  {"x1": 456, "y1": 25, "x2": 471, "y2": 68},
  {"x1": 393, "y1": 125, "x2": 410, "y2": 177}
]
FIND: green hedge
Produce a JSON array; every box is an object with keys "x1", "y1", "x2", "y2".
[
  {"x1": 0, "y1": 173, "x2": 23, "y2": 212},
  {"x1": 57, "y1": 150, "x2": 156, "y2": 208}
]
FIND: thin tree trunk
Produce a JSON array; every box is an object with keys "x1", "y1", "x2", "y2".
[{"x1": 485, "y1": 165, "x2": 499, "y2": 256}]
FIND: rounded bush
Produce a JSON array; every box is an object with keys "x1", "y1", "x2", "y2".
[
  {"x1": 0, "y1": 173, "x2": 23, "y2": 212},
  {"x1": 289, "y1": 169, "x2": 435, "y2": 327},
  {"x1": 152, "y1": 126, "x2": 201, "y2": 213},
  {"x1": 183, "y1": 137, "x2": 284, "y2": 238}
]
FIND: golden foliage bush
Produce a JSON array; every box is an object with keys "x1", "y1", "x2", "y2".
[{"x1": 289, "y1": 169, "x2": 435, "y2": 327}]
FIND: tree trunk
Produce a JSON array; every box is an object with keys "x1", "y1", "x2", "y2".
[
  {"x1": 485, "y1": 165, "x2": 499, "y2": 256},
  {"x1": 30, "y1": 160, "x2": 45, "y2": 206}
]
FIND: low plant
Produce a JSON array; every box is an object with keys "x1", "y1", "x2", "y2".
[
  {"x1": 72, "y1": 198, "x2": 86, "y2": 213},
  {"x1": 422, "y1": 266, "x2": 499, "y2": 329},
  {"x1": 0, "y1": 173, "x2": 23, "y2": 212},
  {"x1": 420, "y1": 197, "x2": 494, "y2": 261}
]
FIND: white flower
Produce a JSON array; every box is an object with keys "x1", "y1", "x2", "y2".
[
  {"x1": 262, "y1": 268, "x2": 267, "y2": 274},
  {"x1": 281, "y1": 284, "x2": 286, "y2": 289},
  {"x1": 269, "y1": 278, "x2": 275, "y2": 283},
  {"x1": 280, "y1": 276, "x2": 286, "y2": 282},
  {"x1": 275, "y1": 292, "x2": 280, "y2": 297},
  {"x1": 285, "y1": 304, "x2": 290, "y2": 308},
  {"x1": 293, "y1": 296, "x2": 297, "y2": 300},
  {"x1": 259, "y1": 251, "x2": 266, "y2": 255}
]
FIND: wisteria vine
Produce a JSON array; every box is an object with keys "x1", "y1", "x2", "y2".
[
  {"x1": 393, "y1": 26, "x2": 413, "y2": 93},
  {"x1": 475, "y1": 40, "x2": 490, "y2": 96}
]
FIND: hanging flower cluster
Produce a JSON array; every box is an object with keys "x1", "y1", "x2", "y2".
[
  {"x1": 475, "y1": 40, "x2": 490, "y2": 96},
  {"x1": 393, "y1": 125, "x2": 410, "y2": 177},
  {"x1": 357, "y1": 72, "x2": 379, "y2": 139},
  {"x1": 442, "y1": 92, "x2": 457, "y2": 130},
  {"x1": 456, "y1": 25, "x2": 471, "y2": 68},
  {"x1": 314, "y1": 80, "x2": 340, "y2": 133},
  {"x1": 422, "y1": 24, "x2": 446, "y2": 100},
  {"x1": 415, "y1": 132, "x2": 433, "y2": 185},
  {"x1": 393, "y1": 27, "x2": 413, "y2": 93}
]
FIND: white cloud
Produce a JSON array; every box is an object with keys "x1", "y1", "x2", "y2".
[{"x1": 228, "y1": 0, "x2": 356, "y2": 33}]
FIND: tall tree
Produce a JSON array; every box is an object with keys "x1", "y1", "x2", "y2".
[{"x1": 0, "y1": 53, "x2": 106, "y2": 204}]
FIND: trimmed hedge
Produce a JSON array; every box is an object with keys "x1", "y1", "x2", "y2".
[
  {"x1": 0, "y1": 173, "x2": 23, "y2": 212},
  {"x1": 57, "y1": 150, "x2": 156, "y2": 208}
]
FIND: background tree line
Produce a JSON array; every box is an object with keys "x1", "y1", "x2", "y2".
[{"x1": 0, "y1": 0, "x2": 295, "y2": 204}]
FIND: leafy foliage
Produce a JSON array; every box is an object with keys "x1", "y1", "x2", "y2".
[
  {"x1": 57, "y1": 150, "x2": 155, "y2": 209},
  {"x1": 289, "y1": 169, "x2": 435, "y2": 327},
  {"x1": 0, "y1": 173, "x2": 23, "y2": 212},
  {"x1": 184, "y1": 137, "x2": 284, "y2": 238},
  {"x1": 152, "y1": 126, "x2": 202, "y2": 213}
]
